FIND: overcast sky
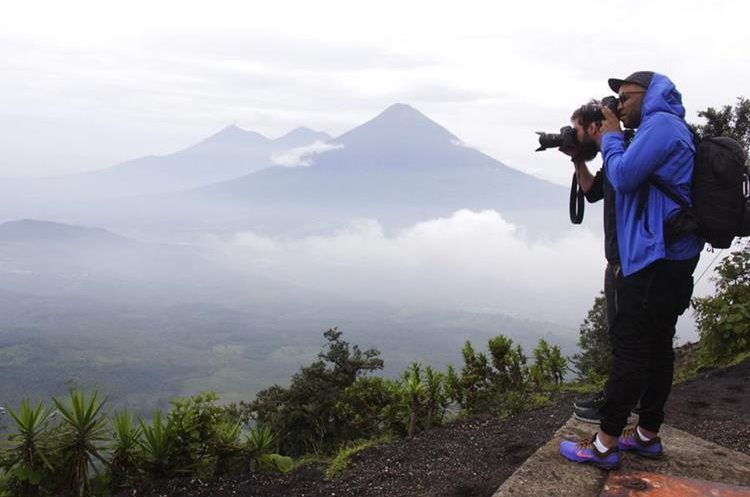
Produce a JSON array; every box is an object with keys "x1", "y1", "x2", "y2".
[{"x1": 1, "y1": 0, "x2": 748, "y2": 184}]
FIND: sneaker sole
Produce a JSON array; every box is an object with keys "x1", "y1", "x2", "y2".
[
  {"x1": 624, "y1": 449, "x2": 664, "y2": 460},
  {"x1": 573, "y1": 412, "x2": 601, "y2": 424},
  {"x1": 573, "y1": 413, "x2": 639, "y2": 424},
  {"x1": 581, "y1": 459, "x2": 621, "y2": 471}
]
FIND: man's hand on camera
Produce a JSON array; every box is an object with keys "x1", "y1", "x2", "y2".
[
  {"x1": 559, "y1": 144, "x2": 579, "y2": 158},
  {"x1": 598, "y1": 106, "x2": 622, "y2": 142}
]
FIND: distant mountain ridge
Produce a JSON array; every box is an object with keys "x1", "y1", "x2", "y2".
[
  {"x1": 78, "y1": 125, "x2": 333, "y2": 196},
  {"x1": 0, "y1": 219, "x2": 131, "y2": 245},
  {"x1": 184, "y1": 103, "x2": 568, "y2": 233},
  {"x1": 0, "y1": 125, "x2": 332, "y2": 204},
  {"x1": 0, "y1": 103, "x2": 571, "y2": 236}
]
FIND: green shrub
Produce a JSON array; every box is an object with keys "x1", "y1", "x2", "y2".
[
  {"x1": 167, "y1": 392, "x2": 227, "y2": 477},
  {"x1": 694, "y1": 241, "x2": 750, "y2": 364},
  {"x1": 336, "y1": 376, "x2": 403, "y2": 439}
]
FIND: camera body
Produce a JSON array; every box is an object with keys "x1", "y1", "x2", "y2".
[
  {"x1": 535, "y1": 96, "x2": 622, "y2": 225},
  {"x1": 535, "y1": 96, "x2": 619, "y2": 152}
]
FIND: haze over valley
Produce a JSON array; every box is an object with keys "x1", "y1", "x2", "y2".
[{"x1": 0, "y1": 103, "x2": 707, "y2": 413}]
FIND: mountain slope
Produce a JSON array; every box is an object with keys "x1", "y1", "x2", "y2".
[
  {"x1": 1, "y1": 125, "x2": 332, "y2": 203},
  {"x1": 73, "y1": 125, "x2": 332, "y2": 196},
  {"x1": 0, "y1": 219, "x2": 132, "y2": 245},
  {"x1": 187, "y1": 103, "x2": 568, "y2": 232},
  {"x1": 1, "y1": 104, "x2": 571, "y2": 236}
]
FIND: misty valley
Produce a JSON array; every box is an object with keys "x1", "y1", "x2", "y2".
[{"x1": 0, "y1": 104, "x2": 596, "y2": 415}]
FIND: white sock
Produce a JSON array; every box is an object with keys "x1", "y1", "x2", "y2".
[
  {"x1": 636, "y1": 426, "x2": 653, "y2": 442},
  {"x1": 594, "y1": 433, "x2": 610, "y2": 453}
]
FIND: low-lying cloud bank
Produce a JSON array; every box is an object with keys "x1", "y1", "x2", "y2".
[
  {"x1": 271, "y1": 141, "x2": 344, "y2": 167},
  {"x1": 211, "y1": 209, "x2": 606, "y2": 324}
]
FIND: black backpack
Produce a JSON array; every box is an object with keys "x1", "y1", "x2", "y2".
[{"x1": 650, "y1": 135, "x2": 750, "y2": 249}]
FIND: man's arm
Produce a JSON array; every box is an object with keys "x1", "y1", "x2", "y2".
[
  {"x1": 573, "y1": 159, "x2": 595, "y2": 192},
  {"x1": 572, "y1": 159, "x2": 605, "y2": 206},
  {"x1": 573, "y1": 159, "x2": 604, "y2": 203},
  {"x1": 597, "y1": 107, "x2": 680, "y2": 194}
]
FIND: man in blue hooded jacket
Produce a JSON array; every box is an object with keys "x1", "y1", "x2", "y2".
[{"x1": 560, "y1": 71, "x2": 702, "y2": 469}]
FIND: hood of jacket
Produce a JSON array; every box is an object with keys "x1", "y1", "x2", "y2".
[{"x1": 641, "y1": 73, "x2": 686, "y2": 122}]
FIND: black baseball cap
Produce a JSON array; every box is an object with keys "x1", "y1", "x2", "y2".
[{"x1": 608, "y1": 71, "x2": 654, "y2": 93}]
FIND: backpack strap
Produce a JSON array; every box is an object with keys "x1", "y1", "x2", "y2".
[
  {"x1": 649, "y1": 177, "x2": 691, "y2": 210},
  {"x1": 635, "y1": 177, "x2": 691, "y2": 225}
]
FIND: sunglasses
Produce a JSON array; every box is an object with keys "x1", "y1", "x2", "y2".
[{"x1": 619, "y1": 91, "x2": 646, "y2": 104}]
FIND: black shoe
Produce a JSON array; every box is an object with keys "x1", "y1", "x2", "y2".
[
  {"x1": 573, "y1": 390, "x2": 605, "y2": 411},
  {"x1": 573, "y1": 406, "x2": 602, "y2": 424}
]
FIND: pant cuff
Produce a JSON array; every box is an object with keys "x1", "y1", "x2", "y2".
[{"x1": 600, "y1": 421, "x2": 624, "y2": 438}]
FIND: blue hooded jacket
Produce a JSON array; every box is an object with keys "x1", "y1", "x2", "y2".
[{"x1": 602, "y1": 73, "x2": 703, "y2": 276}]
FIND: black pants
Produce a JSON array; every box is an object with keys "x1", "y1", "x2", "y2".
[
  {"x1": 599, "y1": 256, "x2": 698, "y2": 437},
  {"x1": 604, "y1": 263, "x2": 616, "y2": 331}
]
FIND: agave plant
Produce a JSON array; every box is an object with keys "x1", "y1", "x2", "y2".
[
  {"x1": 53, "y1": 390, "x2": 109, "y2": 497},
  {"x1": 244, "y1": 425, "x2": 277, "y2": 472},
  {"x1": 422, "y1": 366, "x2": 447, "y2": 429},
  {"x1": 213, "y1": 420, "x2": 242, "y2": 477},
  {"x1": 138, "y1": 411, "x2": 174, "y2": 478},
  {"x1": 402, "y1": 363, "x2": 426, "y2": 438},
  {"x1": 1, "y1": 399, "x2": 55, "y2": 497},
  {"x1": 109, "y1": 411, "x2": 142, "y2": 488}
]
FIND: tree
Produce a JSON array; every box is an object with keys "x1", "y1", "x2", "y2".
[
  {"x1": 319, "y1": 328, "x2": 384, "y2": 386},
  {"x1": 250, "y1": 328, "x2": 383, "y2": 456},
  {"x1": 571, "y1": 293, "x2": 611, "y2": 384},
  {"x1": 693, "y1": 97, "x2": 750, "y2": 150}
]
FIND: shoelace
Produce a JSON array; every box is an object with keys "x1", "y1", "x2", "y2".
[
  {"x1": 621, "y1": 426, "x2": 638, "y2": 440},
  {"x1": 576, "y1": 435, "x2": 598, "y2": 450}
]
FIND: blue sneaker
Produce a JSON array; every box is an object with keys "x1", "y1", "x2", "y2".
[
  {"x1": 559, "y1": 434, "x2": 620, "y2": 470},
  {"x1": 618, "y1": 426, "x2": 663, "y2": 458}
]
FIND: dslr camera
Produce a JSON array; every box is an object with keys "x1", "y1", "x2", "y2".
[
  {"x1": 534, "y1": 96, "x2": 620, "y2": 225},
  {"x1": 535, "y1": 96, "x2": 619, "y2": 152}
]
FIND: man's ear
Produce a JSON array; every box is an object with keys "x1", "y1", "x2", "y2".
[{"x1": 587, "y1": 122, "x2": 599, "y2": 135}]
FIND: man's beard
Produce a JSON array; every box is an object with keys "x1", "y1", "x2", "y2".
[{"x1": 576, "y1": 137, "x2": 600, "y2": 162}]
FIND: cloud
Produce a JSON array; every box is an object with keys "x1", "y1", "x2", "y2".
[
  {"x1": 270, "y1": 141, "x2": 344, "y2": 167},
  {"x1": 215, "y1": 209, "x2": 605, "y2": 323}
]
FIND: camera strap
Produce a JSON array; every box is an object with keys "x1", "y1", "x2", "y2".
[{"x1": 570, "y1": 172, "x2": 585, "y2": 224}]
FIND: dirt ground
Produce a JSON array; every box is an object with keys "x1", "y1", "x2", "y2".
[
  {"x1": 665, "y1": 357, "x2": 750, "y2": 456},
  {"x1": 115, "y1": 357, "x2": 750, "y2": 497}
]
